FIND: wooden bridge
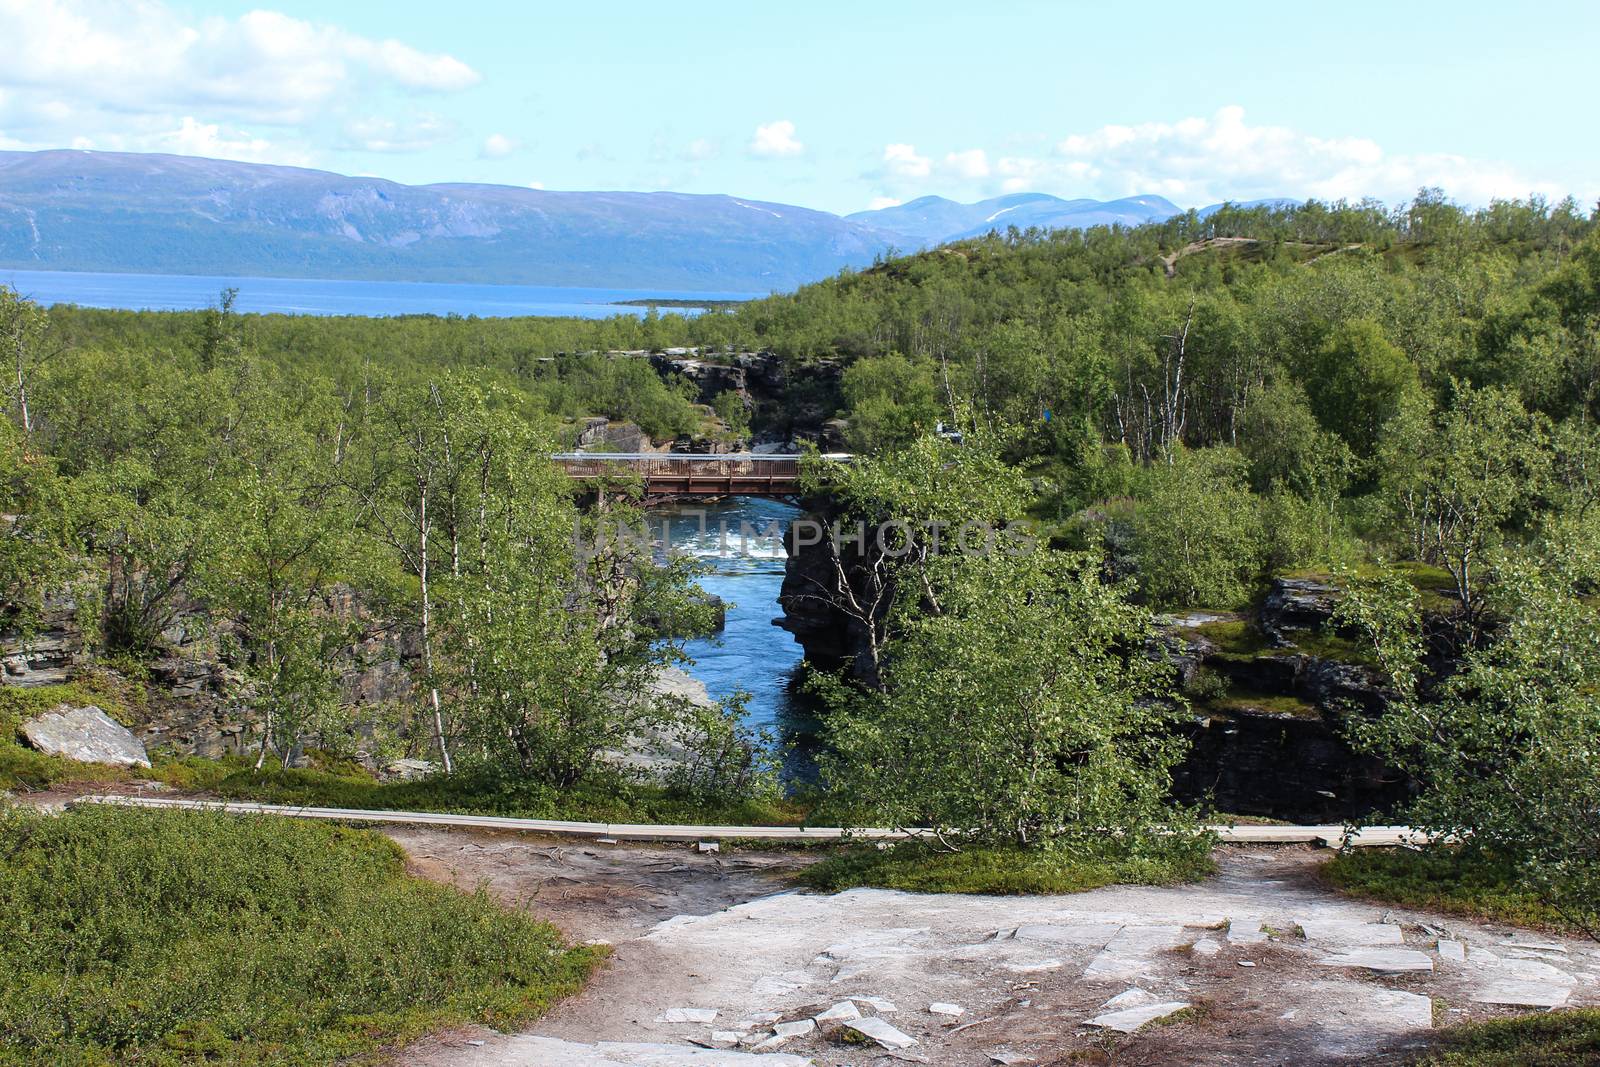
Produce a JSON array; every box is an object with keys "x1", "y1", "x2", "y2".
[{"x1": 552, "y1": 452, "x2": 841, "y2": 497}]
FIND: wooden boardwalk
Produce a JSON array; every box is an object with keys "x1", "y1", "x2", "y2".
[{"x1": 71, "y1": 794, "x2": 1427, "y2": 847}]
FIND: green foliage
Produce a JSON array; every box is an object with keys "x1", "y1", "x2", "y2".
[
  {"x1": 799, "y1": 839, "x2": 1214, "y2": 895},
  {"x1": 0, "y1": 805, "x2": 601, "y2": 1065},
  {"x1": 1406, "y1": 1009, "x2": 1600, "y2": 1066},
  {"x1": 0, "y1": 420, "x2": 79, "y2": 634},
  {"x1": 1378, "y1": 383, "x2": 1552, "y2": 623},
  {"x1": 1325, "y1": 847, "x2": 1582, "y2": 934},
  {"x1": 817, "y1": 544, "x2": 1199, "y2": 850},
  {"x1": 1305, "y1": 318, "x2": 1421, "y2": 459},
  {"x1": 1181, "y1": 666, "x2": 1230, "y2": 703},
  {"x1": 179, "y1": 758, "x2": 802, "y2": 827},
  {"x1": 1187, "y1": 618, "x2": 1269, "y2": 657},
  {"x1": 1131, "y1": 448, "x2": 1263, "y2": 609},
  {"x1": 838, "y1": 353, "x2": 941, "y2": 452},
  {"x1": 1336, "y1": 549, "x2": 1600, "y2": 936},
  {"x1": 710, "y1": 388, "x2": 750, "y2": 436},
  {"x1": 1239, "y1": 378, "x2": 1355, "y2": 498},
  {"x1": 661, "y1": 694, "x2": 782, "y2": 809},
  {"x1": 1206, "y1": 687, "x2": 1323, "y2": 720}
]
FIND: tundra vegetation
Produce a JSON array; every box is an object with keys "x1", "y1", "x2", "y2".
[
  {"x1": 0, "y1": 805, "x2": 602, "y2": 1066},
  {"x1": 1, "y1": 192, "x2": 1598, "y2": 1057}
]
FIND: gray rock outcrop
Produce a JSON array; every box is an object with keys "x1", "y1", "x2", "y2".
[
  {"x1": 1260, "y1": 577, "x2": 1340, "y2": 645},
  {"x1": 1, "y1": 593, "x2": 85, "y2": 686},
  {"x1": 20, "y1": 704, "x2": 151, "y2": 767}
]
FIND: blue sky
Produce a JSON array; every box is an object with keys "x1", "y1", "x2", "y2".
[{"x1": 1, "y1": 0, "x2": 1596, "y2": 214}]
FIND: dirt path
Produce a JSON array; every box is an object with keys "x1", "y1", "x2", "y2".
[
  {"x1": 394, "y1": 834, "x2": 1600, "y2": 1067},
  {"x1": 389, "y1": 825, "x2": 811, "y2": 944}
]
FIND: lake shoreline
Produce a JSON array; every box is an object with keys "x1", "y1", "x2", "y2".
[{"x1": 0, "y1": 267, "x2": 759, "y2": 320}]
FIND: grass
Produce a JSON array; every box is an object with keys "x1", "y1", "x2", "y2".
[
  {"x1": 149, "y1": 755, "x2": 807, "y2": 827},
  {"x1": 1287, "y1": 627, "x2": 1381, "y2": 666},
  {"x1": 0, "y1": 673, "x2": 148, "y2": 791},
  {"x1": 1410, "y1": 1009, "x2": 1600, "y2": 1065},
  {"x1": 798, "y1": 839, "x2": 1215, "y2": 895},
  {"x1": 1188, "y1": 618, "x2": 1269, "y2": 658},
  {"x1": 0, "y1": 804, "x2": 603, "y2": 1066},
  {"x1": 1204, "y1": 685, "x2": 1323, "y2": 720},
  {"x1": 1323, "y1": 847, "x2": 1588, "y2": 935}
]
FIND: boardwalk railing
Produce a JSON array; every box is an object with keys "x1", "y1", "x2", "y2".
[
  {"x1": 551, "y1": 452, "x2": 846, "y2": 496},
  {"x1": 69, "y1": 795, "x2": 1429, "y2": 847}
]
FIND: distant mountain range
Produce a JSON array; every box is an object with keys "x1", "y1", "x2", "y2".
[
  {"x1": 849, "y1": 192, "x2": 1186, "y2": 246},
  {"x1": 0, "y1": 150, "x2": 1294, "y2": 292}
]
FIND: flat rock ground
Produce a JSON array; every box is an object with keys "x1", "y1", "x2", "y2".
[{"x1": 392, "y1": 830, "x2": 1600, "y2": 1067}]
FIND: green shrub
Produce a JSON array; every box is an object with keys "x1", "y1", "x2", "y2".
[
  {"x1": 800, "y1": 839, "x2": 1214, "y2": 895},
  {"x1": 1324, "y1": 847, "x2": 1585, "y2": 934},
  {"x1": 1410, "y1": 1009, "x2": 1600, "y2": 1066},
  {"x1": 159, "y1": 758, "x2": 804, "y2": 827},
  {"x1": 1182, "y1": 667, "x2": 1230, "y2": 703},
  {"x1": 0, "y1": 805, "x2": 602, "y2": 1065},
  {"x1": 1131, "y1": 447, "x2": 1263, "y2": 609}
]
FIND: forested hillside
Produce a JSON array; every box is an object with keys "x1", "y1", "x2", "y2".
[
  {"x1": 701, "y1": 192, "x2": 1600, "y2": 613},
  {"x1": 3, "y1": 190, "x2": 1599, "y2": 929}
]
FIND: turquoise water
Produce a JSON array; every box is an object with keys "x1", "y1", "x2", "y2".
[
  {"x1": 0, "y1": 268, "x2": 758, "y2": 319},
  {"x1": 654, "y1": 497, "x2": 821, "y2": 776}
]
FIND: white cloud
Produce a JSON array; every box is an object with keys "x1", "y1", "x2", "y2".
[
  {"x1": 943, "y1": 148, "x2": 990, "y2": 180},
  {"x1": 867, "y1": 196, "x2": 903, "y2": 211},
  {"x1": 43, "y1": 115, "x2": 313, "y2": 167},
  {"x1": 480, "y1": 133, "x2": 519, "y2": 159},
  {"x1": 158, "y1": 116, "x2": 302, "y2": 165},
  {"x1": 882, "y1": 143, "x2": 930, "y2": 179},
  {"x1": 865, "y1": 107, "x2": 1576, "y2": 209},
  {"x1": 344, "y1": 35, "x2": 480, "y2": 92},
  {"x1": 684, "y1": 137, "x2": 719, "y2": 162},
  {"x1": 748, "y1": 119, "x2": 803, "y2": 158},
  {"x1": 342, "y1": 114, "x2": 456, "y2": 154},
  {"x1": 1044, "y1": 106, "x2": 1562, "y2": 205},
  {"x1": 0, "y1": 0, "x2": 480, "y2": 163},
  {"x1": 527, "y1": 180, "x2": 545, "y2": 190}
]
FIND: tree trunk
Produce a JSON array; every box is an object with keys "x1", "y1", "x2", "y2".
[{"x1": 418, "y1": 475, "x2": 454, "y2": 772}]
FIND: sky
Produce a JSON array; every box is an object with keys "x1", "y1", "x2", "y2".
[{"x1": 1, "y1": 0, "x2": 1596, "y2": 216}]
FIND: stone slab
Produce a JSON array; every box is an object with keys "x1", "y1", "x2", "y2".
[
  {"x1": 1226, "y1": 919, "x2": 1268, "y2": 944},
  {"x1": 1298, "y1": 920, "x2": 1404, "y2": 946},
  {"x1": 656, "y1": 1008, "x2": 718, "y2": 1024},
  {"x1": 1103, "y1": 988, "x2": 1159, "y2": 1010},
  {"x1": 1437, "y1": 939, "x2": 1466, "y2": 963},
  {"x1": 1013, "y1": 922, "x2": 1121, "y2": 946},
  {"x1": 1084, "y1": 1001, "x2": 1192, "y2": 1033},
  {"x1": 457, "y1": 1037, "x2": 813, "y2": 1066},
  {"x1": 850, "y1": 996, "x2": 898, "y2": 1013},
  {"x1": 1488, "y1": 958, "x2": 1575, "y2": 985},
  {"x1": 1366, "y1": 989, "x2": 1434, "y2": 1030},
  {"x1": 1084, "y1": 925, "x2": 1190, "y2": 981},
  {"x1": 1316, "y1": 949, "x2": 1434, "y2": 973},
  {"x1": 1472, "y1": 981, "x2": 1571, "y2": 1008},
  {"x1": 844, "y1": 1017, "x2": 918, "y2": 1050},
  {"x1": 1003, "y1": 958, "x2": 1063, "y2": 974}
]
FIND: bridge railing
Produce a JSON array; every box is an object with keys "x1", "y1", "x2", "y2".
[{"x1": 551, "y1": 452, "x2": 846, "y2": 480}]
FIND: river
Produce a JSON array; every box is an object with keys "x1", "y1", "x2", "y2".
[{"x1": 653, "y1": 496, "x2": 821, "y2": 779}]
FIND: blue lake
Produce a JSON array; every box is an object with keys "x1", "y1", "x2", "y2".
[{"x1": 0, "y1": 268, "x2": 760, "y2": 319}]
